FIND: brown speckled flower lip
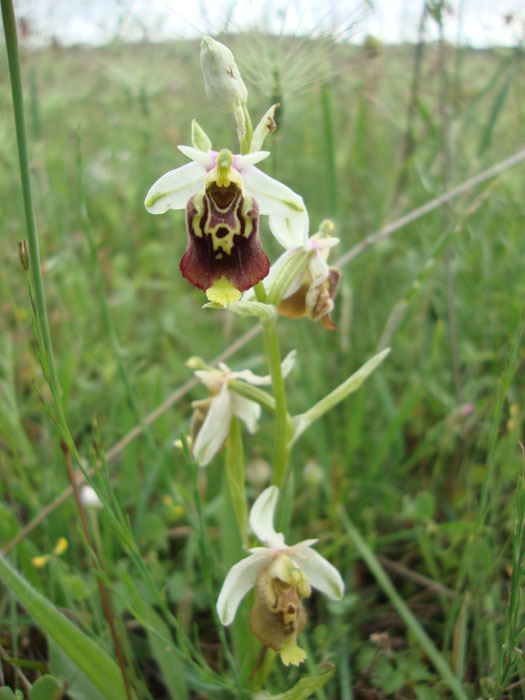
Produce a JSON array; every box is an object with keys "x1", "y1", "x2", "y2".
[{"x1": 180, "y1": 180, "x2": 269, "y2": 294}]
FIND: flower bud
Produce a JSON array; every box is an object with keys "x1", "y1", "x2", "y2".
[
  {"x1": 200, "y1": 36, "x2": 248, "y2": 141},
  {"x1": 200, "y1": 37, "x2": 248, "y2": 112}
]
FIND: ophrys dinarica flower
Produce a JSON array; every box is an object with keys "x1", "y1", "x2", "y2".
[
  {"x1": 267, "y1": 214, "x2": 341, "y2": 328},
  {"x1": 189, "y1": 353, "x2": 295, "y2": 467},
  {"x1": 145, "y1": 145, "x2": 305, "y2": 306},
  {"x1": 217, "y1": 486, "x2": 344, "y2": 665}
]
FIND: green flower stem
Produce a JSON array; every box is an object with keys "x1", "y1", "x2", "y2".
[
  {"x1": 2, "y1": 0, "x2": 73, "y2": 450},
  {"x1": 260, "y1": 318, "x2": 291, "y2": 489},
  {"x1": 340, "y1": 507, "x2": 470, "y2": 700},
  {"x1": 225, "y1": 417, "x2": 249, "y2": 544}
]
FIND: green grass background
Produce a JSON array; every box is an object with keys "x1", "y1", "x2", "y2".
[{"x1": 0, "y1": 27, "x2": 524, "y2": 699}]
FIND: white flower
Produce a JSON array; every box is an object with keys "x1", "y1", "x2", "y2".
[
  {"x1": 192, "y1": 354, "x2": 295, "y2": 467},
  {"x1": 145, "y1": 146, "x2": 305, "y2": 221},
  {"x1": 267, "y1": 211, "x2": 340, "y2": 299},
  {"x1": 216, "y1": 485, "x2": 345, "y2": 626}
]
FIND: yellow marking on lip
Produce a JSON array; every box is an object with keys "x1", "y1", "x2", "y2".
[{"x1": 205, "y1": 276, "x2": 241, "y2": 306}]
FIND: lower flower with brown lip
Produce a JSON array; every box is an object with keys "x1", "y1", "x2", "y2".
[
  {"x1": 216, "y1": 486, "x2": 345, "y2": 666},
  {"x1": 249, "y1": 556, "x2": 311, "y2": 666}
]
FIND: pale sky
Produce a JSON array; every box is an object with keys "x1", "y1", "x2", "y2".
[{"x1": 11, "y1": 0, "x2": 525, "y2": 47}]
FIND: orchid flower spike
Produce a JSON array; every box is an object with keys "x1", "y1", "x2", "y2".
[
  {"x1": 217, "y1": 486, "x2": 344, "y2": 666},
  {"x1": 145, "y1": 142, "x2": 305, "y2": 307},
  {"x1": 189, "y1": 353, "x2": 295, "y2": 467},
  {"x1": 267, "y1": 214, "x2": 341, "y2": 328}
]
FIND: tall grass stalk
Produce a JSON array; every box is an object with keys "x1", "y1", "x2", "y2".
[
  {"x1": 1, "y1": 0, "x2": 71, "y2": 447},
  {"x1": 321, "y1": 82, "x2": 337, "y2": 215},
  {"x1": 495, "y1": 451, "x2": 525, "y2": 697},
  {"x1": 389, "y1": 0, "x2": 427, "y2": 208}
]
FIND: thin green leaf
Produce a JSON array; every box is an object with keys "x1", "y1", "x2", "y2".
[
  {"x1": 291, "y1": 348, "x2": 390, "y2": 444},
  {"x1": 252, "y1": 664, "x2": 334, "y2": 700},
  {"x1": 0, "y1": 555, "x2": 128, "y2": 700},
  {"x1": 477, "y1": 65, "x2": 515, "y2": 156}
]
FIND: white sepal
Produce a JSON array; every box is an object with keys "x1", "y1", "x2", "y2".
[
  {"x1": 235, "y1": 151, "x2": 270, "y2": 170},
  {"x1": 177, "y1": 144, "x2": 215, "y2": 169},
  {"x1": 249, "y1": 486, "x2": 285, "y2": 548},
  {"x1": 233, "y1": 350, "x2": 296, "y2": 387},
  {"x1": 241, "y1": 166, "x2": 305, "y2": 218},
  {"x1": 216, "y1": 552, "x2": 269, "y2": 625},
  {"x1": 309, "y1": 251, "x2": 330, "y2": 287},
  {"x1": 144, "y1": 161, "x2": 205, "y2": 213},
  {"x1": 231, "y1": 394, "x2": 261, "y2": 434},
  {"x1": 291, "y1": 546, "x2": 345, "y2": 600},
  {"x1": 269, "y1": 211, "x2": 309, "y2": 249},
  {"x1": 192, "y1": 383, "x2": 232, "y2": 466}
]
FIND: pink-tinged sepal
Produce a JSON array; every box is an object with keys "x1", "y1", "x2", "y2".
[{"x1": 181, "y1": 188, "x2": 269, "y2": 294}]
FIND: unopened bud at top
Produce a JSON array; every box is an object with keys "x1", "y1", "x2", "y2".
[{"x1": 200, "y1": 36, "x2": 248, "y2": 113}]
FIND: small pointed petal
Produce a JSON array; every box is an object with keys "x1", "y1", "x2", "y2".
[
  {"x1": 192, "y1": 383, "x2": 232, "y2": 466},
  {"x1": 234, "y1": 151, "x2": 270, "y2": 170},
  {"x1": 216, "y1": 552, "x2": 269, "y2": 625},
  {"x1": 231, "y1": 394, "x2": 261, "y2": 434},
  {"x1": 250, "y1": 104, "x2": 279, "y2": 153},
  {"x1": 290, "y1": 546, "x2": 345, "y2": 600},
  {"x1": 191, "y1": 120, "x2": 212, "y2": 152},
  {"x1": 233, "y1": 350, "x2": 296, "y2": 387},
  {"x1": 242, "y1": 166, "x2": 305, "y2": 218},
  {"x1": 145, "y1": 162, "x2": 205, "y2": 214},
  {"x1": 269, "y1": 211, "x2": 309, "y2": 250},
  {"x1": 249, "y1": 486, "x2": 285, "y2": 548},
  {"x1": 178, "y1": 144, "x2": 216, "y2": 169},
  {"x1": 310, "y1": 236, "x2": 340, "y2": 250}
]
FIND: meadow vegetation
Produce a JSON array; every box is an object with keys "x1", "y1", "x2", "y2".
[{"x1": 0, "y1": 16, "x2": 524, "y2": 700}]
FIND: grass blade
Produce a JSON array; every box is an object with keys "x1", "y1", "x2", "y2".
[{"x1": 0, "y1": 554, "x2": 128, "y2": 700}]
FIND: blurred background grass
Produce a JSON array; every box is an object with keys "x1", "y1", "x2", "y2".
[{"x1": 1, "y1": 2, "x2": 524, "y2": 697}]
